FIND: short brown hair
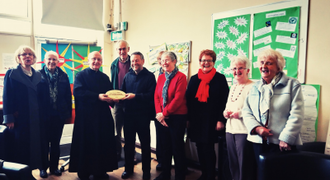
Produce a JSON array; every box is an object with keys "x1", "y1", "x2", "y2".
[{"x1": 199, "y1": 49, "x2": 216, "y2": 62}]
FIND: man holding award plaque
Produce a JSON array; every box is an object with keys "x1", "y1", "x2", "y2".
[
  {"x1": 110, "y1": 40, "x2": 131, "y2": 160},
  {"x1": 69, "y1": 51, "x2": 118, "y2": 180},
  {"x1": 120, "y1": 52, "x2": 156, "y2": 180}
]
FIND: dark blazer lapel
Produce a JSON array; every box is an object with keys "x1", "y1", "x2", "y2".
[{"x1": 10, "y1": 66, "x2": 40, "y2": 92}]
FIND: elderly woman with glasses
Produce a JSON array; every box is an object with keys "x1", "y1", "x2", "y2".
[
  {"x1": 223, "y1": 56, "x2": 255, "y2": 180},
  {"x1": 154, "y1": 51, "x2": 187, "y2": 180},
  {"x1": 38, "y1": 51, "x2": 72, "y2": 178},
  {"x1": 186, "y1": 49, "x2": 229, "y2": 180},
  {"x1": 242, "y1": 49, "x2": 304, "y2": 167},
  {"x1": 2, "y1": 45, "x2": 49, "y2": 178}
]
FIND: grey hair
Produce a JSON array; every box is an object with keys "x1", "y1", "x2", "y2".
[
  {"x1": 131, "y1": 51, "x2": 144, "y2": 60},
  {"x1": 14, "y1": 45, "x2": 37, "y2": 64},
  {"x1": 162, "y1": 51, "x2": 177, "y2": 62},
  {"x1": 231, "y1": 55, "x2": 250, "y2": 69},
  {"x1": 257, "y1": 49, "x2": 285, "y2": 71},
  {"x1": 44, "y1": 51, "x2": 59, "y2": 60},
  {"x1": 116, "y1": 40, "x2": 130, "y2": 48}
]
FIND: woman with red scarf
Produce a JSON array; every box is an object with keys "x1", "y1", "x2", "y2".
[{"x1": 186, "y1": 49, "x2": 229, "y2": 180}]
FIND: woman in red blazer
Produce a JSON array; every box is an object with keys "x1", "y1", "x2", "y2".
[{"x1": 154, "y1": 51, "x2": 187, "y2": 180}]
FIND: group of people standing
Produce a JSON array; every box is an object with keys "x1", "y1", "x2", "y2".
[{"x1": 2, "y1": 40, "x2": 304, "y2": 180}]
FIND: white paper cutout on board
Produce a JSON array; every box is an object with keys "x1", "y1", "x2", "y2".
[
  {"x1": 253, "y1": 45, "x2": 271, "y2": 57},
  {"x1": 276, "y1": 35, "x2": 296, "y2": 44},
  {"x1": 254, "y1": 26, "x2": 272, "y2": 38},
  {"x1": 276, "y1": 22, "x2": 296, "y2": 31},
  {"x1": 254, "y1": 35, "x2": 272, "y2": 46},
  {"x1": 266, "y1": 11, "x2": 286, "y2": 18},
  {"x1": 276, "y1": 48, "x2": 295, "y2": 58}
]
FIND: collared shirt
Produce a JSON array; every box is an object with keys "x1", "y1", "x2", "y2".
[
  {"x1": 120, "y1": 56, "x2": 129, "y2": 63},
  {"x1": 118, "y1": 59, "x2": 130, "y2": 89}
]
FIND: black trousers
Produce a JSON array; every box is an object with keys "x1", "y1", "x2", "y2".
[
  {"x1": 41, "y1": 115, "x2": 64, "y2": 171},
  {"x1": 155, "y1": 120, "x2": 164, "y2": 165},
  {"x1": 111, "y1": 104, "x2": 125, "y2": 158},
  {"x1": 123, "y1": 115, "x2": 151, "y2": 173},
  {"x1": 158, "y1": 114, "x2": 187, "y2": 180},
  {"x1": 196, "y1": 142, "x2": 216, "y2": 180}
]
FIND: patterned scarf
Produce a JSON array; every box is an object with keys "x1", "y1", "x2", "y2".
[
  {"x1": 162, "y1": 67, "x2": 178, "y2": 108},
  {"x1": 258, "y1": 72, "x2": 282, "y2": 126},
  {"x1": 159, "y1": 67, "x2": 164, "y2": 75},
  {"x1": 195, "y1": 68, "x2": 216, "y2": 102},
  {"x1": 44, "y1": 66, "x2": 59, "y2": 109}
]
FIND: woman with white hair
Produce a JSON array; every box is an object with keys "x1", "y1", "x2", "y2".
[
  {"x1": 39, "y1": 51, "x2": 72, "y2": 178},
  {"x1": 223, "y1": 55, "x2": 255, "y2": 180},
  {"x1": 242, "y1": 49, "x2": 304, "y2": 166},
  {"x1": 2, "y1": 45, "x2": 49, "y2": 178},
  {"x1": 154, "y1": 51, "x2": 187, "y2": 180}
]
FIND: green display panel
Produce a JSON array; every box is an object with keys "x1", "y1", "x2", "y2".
[
  {"x1": 213, "y1": 14, "x2": 251, "y2": 78},
  {"x1": 252, "y1": 7, "x2": 300, "y2": 79}
]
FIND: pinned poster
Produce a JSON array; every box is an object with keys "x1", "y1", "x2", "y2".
[
  {"x1": 40, "y1": 42, "x2": 102, "y2": 84},
  {"x1": 147, "y1": 43, "x2": 166, "y2": 65},
  {"x1": 325, "y1": 119, "x2": 330, "y2": 155},
  {"x1": 301, "y1": 84, "x2": 320, "y2": 143},
  {"x1": 146, "y1": 41, "x2": 191, "y2": 79},
  {"x1": 2, "y1": 53, "x2": 16, "y2": 70}
]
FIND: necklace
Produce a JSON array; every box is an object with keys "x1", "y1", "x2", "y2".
[{"x1": 230, "y1": 84, "x2": 246, "y2": 102}]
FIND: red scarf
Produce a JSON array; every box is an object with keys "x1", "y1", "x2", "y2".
[{"x1": 195, "y1": 68, "x2": 216, "y2": 102}]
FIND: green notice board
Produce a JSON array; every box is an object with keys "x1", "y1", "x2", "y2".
[
  {"x1": 211, "y1": 0, "x2": 309, "y2": 83},
  {"x1": 252, "y1": 7, "x2": 300, "y2": 79},
  {"x1": 213, "y1": 14, "x2": 250, "y2": 78}
]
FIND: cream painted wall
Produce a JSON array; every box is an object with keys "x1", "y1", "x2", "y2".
[{"x1": 104, "y1": 0, "x2": 330, "y2": 142}]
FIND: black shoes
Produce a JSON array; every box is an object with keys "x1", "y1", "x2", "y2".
[
  {"x1": 121, "y1": 171, "x2": 133, "y2": 179},
  {"x1": 143, "y1": 172, "x2": 151, "y2": 180},
  {"x1": 50, "y1": 169, "x2": 62, "y2": 176},
  {"x1": 39, "y1": 169, "x2": 48, "y2": 178},
  {"x1": 154, "y1": 173, "x2": 170, "y2": 180}
]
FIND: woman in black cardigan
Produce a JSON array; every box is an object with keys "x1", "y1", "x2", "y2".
[{"x1": 186, "y1": 49, "x2": 229, "y2": 180}]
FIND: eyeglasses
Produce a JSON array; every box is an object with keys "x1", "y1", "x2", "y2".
[
  {"x1": 199, "y1": 59, "x2": 213, "y2": 63},
  {"x1": 232, "y1": 67, "x2": 246, "y2": 71},
  {"x1": 161, "y1": 59, "x2": 171, "y2": 63},
  {"x1": 20, "y1": 53, "x2": 33, "y2": 56}
]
